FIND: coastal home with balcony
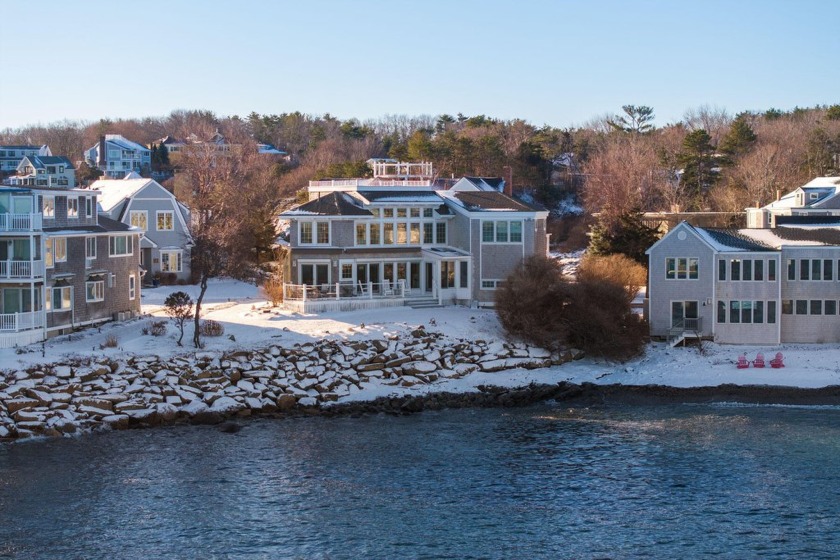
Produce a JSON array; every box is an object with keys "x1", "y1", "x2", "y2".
[
  {"x1": 0, "y1": 145, "x2": 51, "y2": 175},
  {"x1": 279, "y1": 161, "x2": 549, "y2": 312},
  {"x1": 89, "y1": 173, "x2": 191, "y2": 282},
  {"x1": 4, "y1": 155, "x2": 76, "y2": 188},
  {"x1": 0, "y1": 185, "x2": 142, "y2": 348},
  {"x1": 84, "y1": 135, "x2": 151, "y2": 179}
]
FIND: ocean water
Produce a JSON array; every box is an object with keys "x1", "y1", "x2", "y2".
[{"x1": 1, "y1": 403, "x2": 839, "y2": 559}]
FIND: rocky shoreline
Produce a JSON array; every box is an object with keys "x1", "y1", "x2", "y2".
[{"x1": 3, "y1": 328, "x2": 840, "y2": 442}]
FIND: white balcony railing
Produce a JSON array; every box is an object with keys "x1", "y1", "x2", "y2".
[
  {"x1": 308, "y1": 179, "x2": 433, "y2": 188},
  {"x1": 0, "y1": 213, "x2": 42, "y2": 231},
  {"x1": 0, "y1": 260, "x2": 45, "y2": 279},
  {"x1": 283, "y1": 281, "x2": 406, "y2": 302},
  {"x1": 0, "y1": 310, "x2": 44, "y2": 332}
]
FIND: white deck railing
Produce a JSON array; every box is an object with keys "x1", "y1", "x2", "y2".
[
  {"x1": 0, "y1": 260, "x2": 45, "y2": 279},
  {"x1": 0, "y1": 213, "x2": 42, "y2": 231},
  {"x1": 308, "y1": 179, "x2": 433, "y2": 188},
  {"x1": 0, "y1": 310, "x2": 44, "y2": 332},
  {"x1": 283, "y1": 281, "x2": 406, "y2": 302}
]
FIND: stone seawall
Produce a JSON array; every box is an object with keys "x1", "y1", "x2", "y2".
[{"x1": 0, "y1": 329, "x2": 581, "y2": 441}]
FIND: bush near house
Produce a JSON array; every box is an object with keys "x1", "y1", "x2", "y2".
[{"x1": 496, "y1": 255, "x2": 647, "y2": 361}]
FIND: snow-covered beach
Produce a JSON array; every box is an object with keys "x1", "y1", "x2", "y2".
[{"x1": 2, "y1": 279, "x2": 840, "y2": 441}]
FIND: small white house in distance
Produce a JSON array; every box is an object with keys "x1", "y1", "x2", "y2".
[{"x1": 90, "y1": 173, "x2": 192, "y2": 282}]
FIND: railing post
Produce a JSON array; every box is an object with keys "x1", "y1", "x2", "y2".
[
  {"x1": 302, "y1": 285, "x2": 306, "y2": 303},
  {"x1": 335, "y1": 282, "x2": 340, "y2": 301},
  {"x1": 368, "y1": 281, "x2": 373, "y2": 299}
]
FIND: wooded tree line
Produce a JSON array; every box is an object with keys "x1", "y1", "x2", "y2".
[{"x1": 3, "y1": 104, "x2": 838, "y2": 230}]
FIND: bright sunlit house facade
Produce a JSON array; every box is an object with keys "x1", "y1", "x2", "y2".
[
  {"x1": 0, "y1": 184, "x2": 142, "y2": 348},
  {"x1": 279, "y1": 161, "x2": 550, "y2": 312}
]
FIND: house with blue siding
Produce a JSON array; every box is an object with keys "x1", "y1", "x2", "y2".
[{"x1": 90, "y1": 174, "x2": 191, "y2": 282}]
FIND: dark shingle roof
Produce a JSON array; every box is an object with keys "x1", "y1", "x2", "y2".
[
  {"x1": 702, "y1": 229, "x2": 775, "y2": 251},
  {"x1": 772, "y1": 227, "x2": 840, "y2": 245},
  {"x1": 44, "y1": 215, "x2": 134, "y2": 234},
  {"x1": 357, "y1": 190, "x2": 444, "y2": 204},
  {"x1": 453, "y1": 191, "x2": 542, "y2": 212},
  {"x1": 281, "y1": 192, "x2": 371, "y2": 217}
]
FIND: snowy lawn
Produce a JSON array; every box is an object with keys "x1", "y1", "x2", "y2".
[{"x1": 2, "y1": 280, "x2": 839, "y2": 399}]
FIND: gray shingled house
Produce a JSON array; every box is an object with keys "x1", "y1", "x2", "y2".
[{"x1": 278, "y1": 162, "x2": 549, "y2": 312}]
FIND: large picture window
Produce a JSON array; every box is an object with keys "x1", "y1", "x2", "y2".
[
  {"x1": 482, "y1": 221, "x2": 522, "y2": 243},
  {"x1": 666, "y1": 257, "x2": 698, "y2": 280},
  {"x1": 109, "y1": 235, "x2": 134, "y2": 256}
]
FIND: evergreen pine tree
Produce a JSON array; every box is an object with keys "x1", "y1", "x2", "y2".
[
  {"x1": 719, "y1": 117, "x2": 757, "y2": 163},
  {"x1": 588, "y1": 210, "x2": 660, "y2": 266},
  {"x1": 677, "y1": 129, "x2": 717, "y2": 208}
]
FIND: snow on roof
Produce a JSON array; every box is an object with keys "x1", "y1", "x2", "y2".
[
  {"x1": 89, "y1": 177, "x2": 154, "y2": 212},
  {"x1": 803, "y1": 176, "x2": 840, "y2": 188},
  {"x1": 694, "y1": 228, "x2": 750, "y2": 251},
  {"x1": 739, "y1": 227, "x2": 834, "y2": 248},
  {"x1": 105, "y1": 134, "x2": 149, "y2": 152}
]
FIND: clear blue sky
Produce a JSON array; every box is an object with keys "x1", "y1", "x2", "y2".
[{"x1": 1, "y1": 0, "x2": 837, "y2": 130}]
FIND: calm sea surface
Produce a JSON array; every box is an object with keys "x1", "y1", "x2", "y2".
[{"x1": 1, "y1": 403, "x2": 839, "y2": 559}]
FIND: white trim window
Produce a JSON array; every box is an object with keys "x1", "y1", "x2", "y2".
[
  {"x1": 481, "y1": 279, "x2": 505, "y2": 290},
  {"x1": 43, "y1": 196, "x2": 55, "y2": 218},
  {"x1": 45, "y1": 238, "x2": 54, "y2": 268},
  {"x1": 129, "y1": 274, "x2": 136, "y2": 300},
  {"x1": 53, "y1": 238, "x2": 67, "y2": 263},
  {"x1": 482, "y1": 221, "x2": 523, "y2": 243},
  {"x1": 130, "y1": 210, "x2": 148, "y2": 231},
  {"x1": 85, "y1": 236, "x2": 97, "y2": 259},
  {"x1": 85, "y1": 197, "x2": 94, "y2": 218},
  {"x1": 299, "y1": 221, "x2": 330, "y2": 245},
  {"x1": 67, "y1": 197, "x2": 79, "y2": 218},
  {"x1": 160, "y1": 250, "x2": 182, "y2": 272},
  {"x1": 666, "y1": 257, "x2": 698, "y2": 280},
  {"x1": 85, "y1": 280, "x2": 105, "y2": 302},
  {"x1": 156, "y1": 211, "x2": 174, "y2": 231},
  {"x1": 47, "y1": 286, "x2": 72, "y2": 311},
  {"x1": 109, "y1": 235, "x2": 134, "y2": 256}
]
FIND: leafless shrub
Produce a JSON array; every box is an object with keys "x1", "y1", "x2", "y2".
[
  {"x1": 100, "y1": 335, "x2": 119, "y2": 349},
  {"x1": 261, "y1": 274, "x2": 284, "y2": 306},
  {"x1": 200, "y1": 320, "x2": 224, "y2": 337}
]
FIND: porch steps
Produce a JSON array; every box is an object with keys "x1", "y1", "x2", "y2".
[{"x1": 405, "y1": 297, "x2": 442, "y2": 309}]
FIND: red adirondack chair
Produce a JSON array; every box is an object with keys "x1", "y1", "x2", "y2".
[
  {"x1": 770, "y1": 352, "x2": 785, "y2": 368},
  {"x1": 753, "y1": 352, "x2": 765, "y2": 368},
  {"x1": 736, "y1": 354, "x2": 750, "y2": 369}
]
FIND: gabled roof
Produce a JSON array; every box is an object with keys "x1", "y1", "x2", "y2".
[
  {"x1": 280, "y1": 192, "x2": 371, "y2": 217},
  {"x1": 97, "y1": 135, "x2": 150, "y2": 153},
  {"x1": 451, "y1": 176, "x2": 506, "y2": 192},
  {"x1": 19, "y1": 155, "x2": 73, "y2": 169},
  {"x1": 89, "y1": 176, "x2": 159, "y2": 212},
  {"x1": 763, "y1": 177, "x2": 840, "y2": 210},
  {"x1": 449, "y1": 191, "x2": 543, "y2": 212}
]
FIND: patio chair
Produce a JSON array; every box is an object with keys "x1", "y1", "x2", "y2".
[
  {"x1": 736, "y1": 354, "x2": 750, "y2": 369},
  {"x1": 752, "y1": 352, "x2": 765, "y2": 368},
  {"x1": 383, "y1": 279, "x2": 394, "y2": 296},
  {"x1": 357, "y1": 281, "x2": 369, "y2": 297},
  {"x1": 770, "y1": 352, "x2": 785, "y2": 368}
]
